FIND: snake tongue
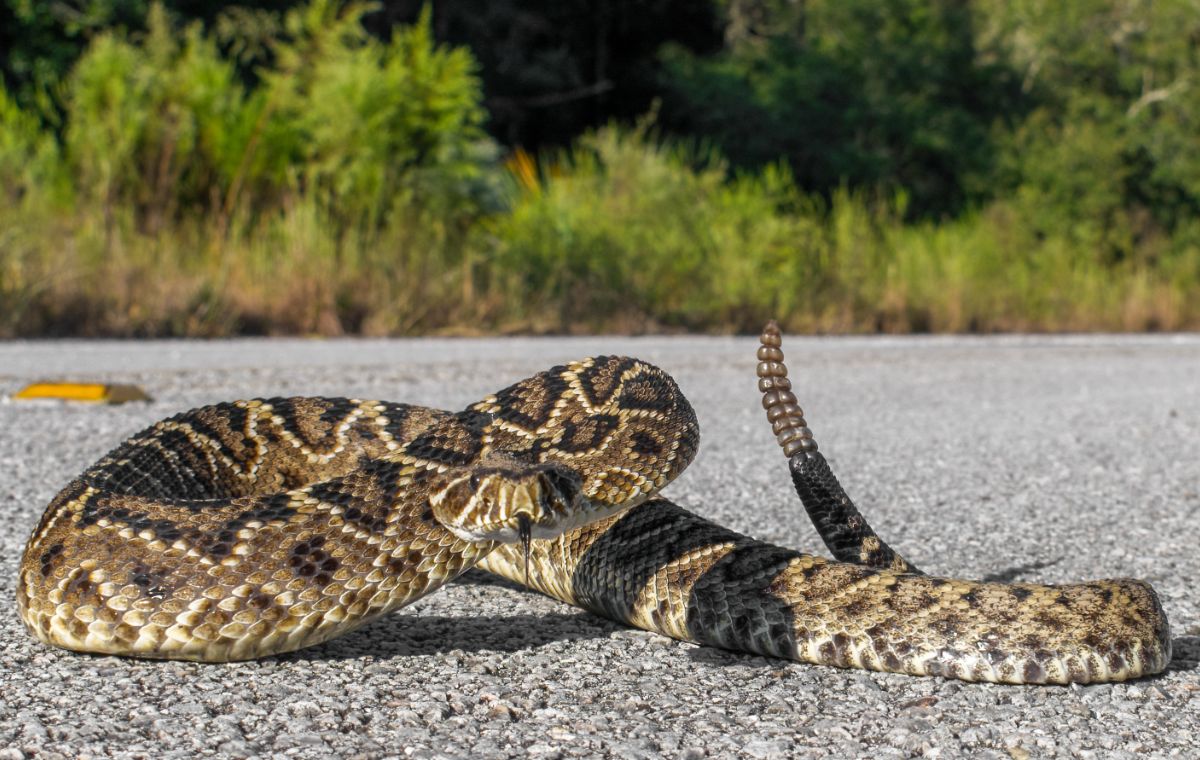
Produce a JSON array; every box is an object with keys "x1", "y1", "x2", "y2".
[{"x1": 517, "y1": 513, "x2": 532, "y2": 586}]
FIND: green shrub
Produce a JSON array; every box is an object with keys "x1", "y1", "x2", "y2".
[
  {"x1": 1, "y1": 1, "x2": 1198, "y2": 336},
  {"x1": 58, "y1": 1, "x2": 494, "y2": 240},
  {"x1": 490, "y1": 125, "x2": 829, "y2": 330},
  {"x1": 0, "y1": 81, "x2": 65, "y2": 205}
]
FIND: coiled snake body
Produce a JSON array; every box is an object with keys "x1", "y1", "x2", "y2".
[{"x1": 17, "y1": 326, "x2": 1170, "y2": 683}]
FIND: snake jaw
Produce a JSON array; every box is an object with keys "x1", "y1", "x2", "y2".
[{"x1": 429, "y1": 461, "x2": 597, "y2": 543}]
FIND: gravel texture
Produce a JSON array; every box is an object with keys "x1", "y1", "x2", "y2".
[{"x1": 0, "y1": 334, "x2": 1197, "y2": 759}]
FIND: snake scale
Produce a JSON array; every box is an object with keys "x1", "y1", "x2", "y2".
[{"x1": 17, "y1": 324, "x2": 1171, "y2": 683}]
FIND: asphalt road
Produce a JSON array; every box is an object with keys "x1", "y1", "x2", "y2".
[{"x1": 1, "y1": 334, "x2": 1197, "y2": 759}]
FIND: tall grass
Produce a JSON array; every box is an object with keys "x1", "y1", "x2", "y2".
[
  {"x1": 1, "y1": 1, "x2": 497, "y2": 336},
  {"x1": 486, "y1": 125, "x2": 1200, "y2": 333},
  {"x1": 1, "y1": 2, "x2": 1197, "y2": 336}
]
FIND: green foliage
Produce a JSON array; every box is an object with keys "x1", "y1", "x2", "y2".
[
  {"x1": 391, "y1": 0, "x2": 723, "y2": 148},
  {"x1": 988, "y1": 0, "x2": 1200, "y2": 248},
  {"x1": 55, "y1": 0, "x2": 493, "y2": 240},
  {"x1": 490, "y1": 125, "x2": 824, "y2": 329},
  {"x1": 487, "y1": 126, "x2": 1198, "y2": 333},
  {"x1": 1, "y1": 0, "x2": 725, "y2": 152},
  {"x1": 0, "y1": 80, "x2": 67, "y2": 334},
  {"x1": 1, "y1": 0, "x2": 151, "y2": 106},
  {"x1": 262, "y1": 2, "x2": 493, "y2": 232},
  {"x1": 662, "y1": 0, "x2": 1024, "y2": 219},
  {"x1": 1, "y1": 0, "x2": 1199, "y2": 336},
  {"x1": 0, "y1": 0, "x2": 499, "y2": 335},
  {"x1": 0, "y1": 81, "x2": 64, "y2": 204},
  {"x1": 64, "y1": 5, "x2": 246, "y2": 225}
]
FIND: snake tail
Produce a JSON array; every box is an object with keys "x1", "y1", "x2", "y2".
[
  {"x1": 480, "y1": 498, "x2": 1171, "y2": 684},
  {"x1": 758, "y1": 320, "x2": 917, "y2": 574}
]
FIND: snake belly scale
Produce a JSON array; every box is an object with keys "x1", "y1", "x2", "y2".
[{"x1": 17, "y1": 331, "x2": 1171, "y2": 683}]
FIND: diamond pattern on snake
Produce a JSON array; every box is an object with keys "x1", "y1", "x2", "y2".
[{"x1": 17, "y1": 328, "x2": 1170, "y2": 683}]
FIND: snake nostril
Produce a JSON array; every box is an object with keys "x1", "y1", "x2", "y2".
[{"x1": 539, "y1": 468, "x2": 579, "y2": 515}]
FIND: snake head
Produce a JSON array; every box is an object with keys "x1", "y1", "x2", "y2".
[{"x1": 428, "y1": 460, "x2": 587, "y2": 544}]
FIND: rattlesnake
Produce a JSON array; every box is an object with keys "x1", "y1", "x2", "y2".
[{"x1": 17, "y1": 325, "x2": 1170, "y2": 683}]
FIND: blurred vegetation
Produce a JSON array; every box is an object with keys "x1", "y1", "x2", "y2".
[{"x1": 0, "y1": 0, "x2": 1198, "y2": 335}]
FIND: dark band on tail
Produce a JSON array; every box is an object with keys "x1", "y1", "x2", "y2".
[{"x1": 758, "y1": 320, "x2": 919, "y2": 574}]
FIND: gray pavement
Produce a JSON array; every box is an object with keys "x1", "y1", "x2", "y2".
[{"x1": 0, "y1": 334, "x2": 1197, "y2": 759}]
